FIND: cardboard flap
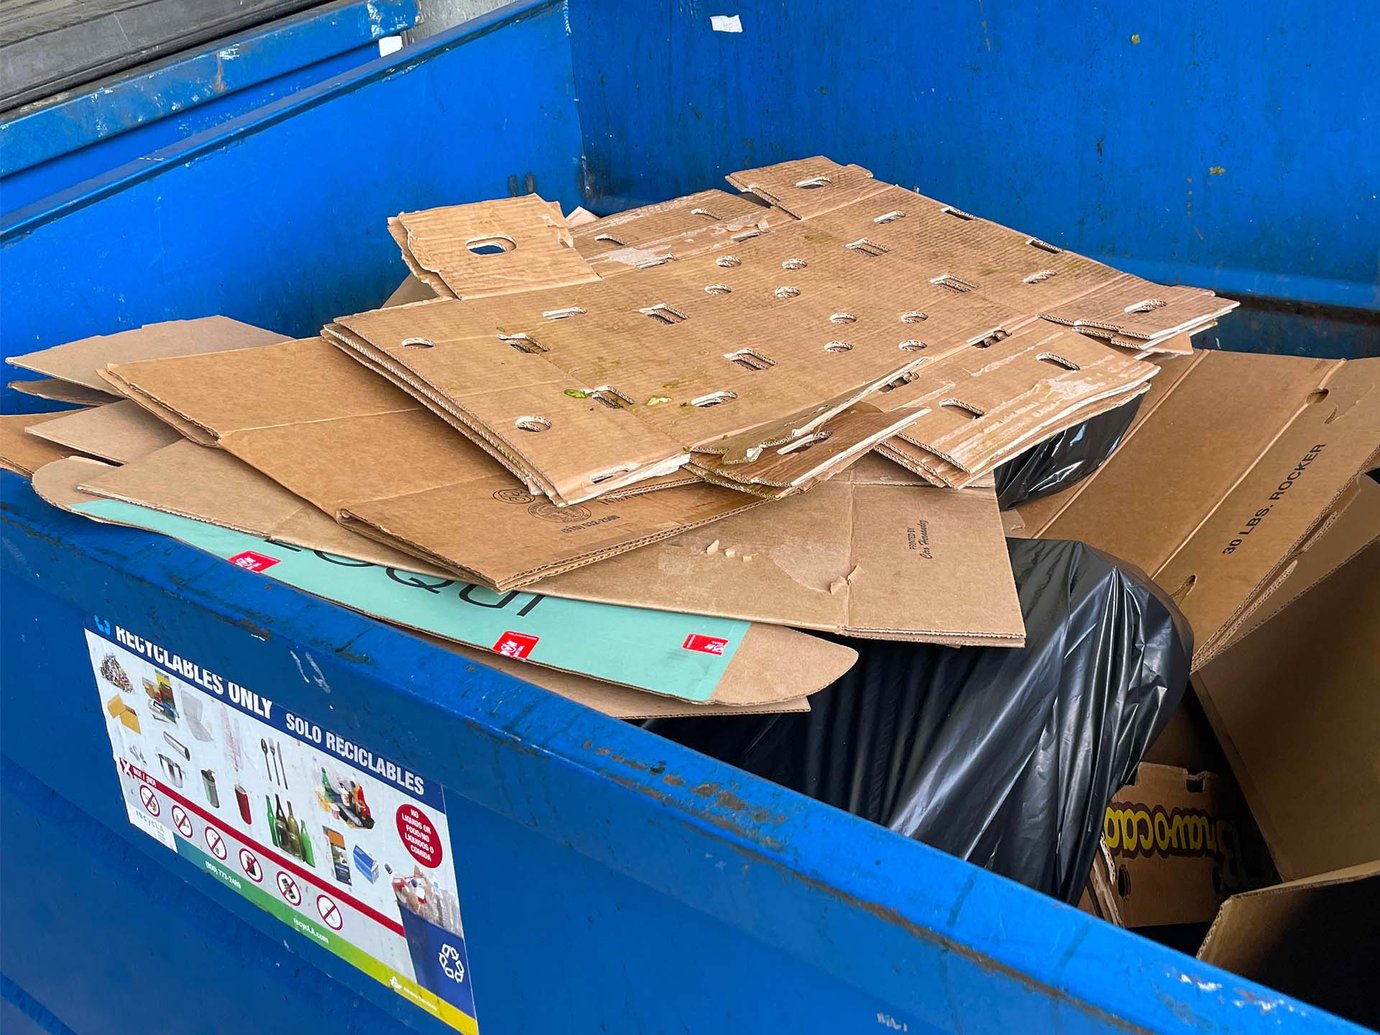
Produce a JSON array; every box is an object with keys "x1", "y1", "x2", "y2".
[
  {"x1": 6, "y1": 316, "x2": 287, "y2": 391},
  {"x1": 0, "y1": 411, "x2": 91, "y2": 476},
  {"x1": 24, "y1": 400, "x2": 181, "y2": 465},
  {"x1": 1193, "y1": 542, "x2": 1380, "y2": 881},
  {"x1": 1197, "y1": 863, "x2": 1380, "y2": 1030},
  {"x1": 8, "y1": 378, "x2": 121, "y2": 406},
  {"x1": 389, "y1": 196, "x2": 600, "y2": 299}
]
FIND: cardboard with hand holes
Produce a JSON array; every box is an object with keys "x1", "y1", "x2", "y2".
[
  {"x1": 1193, "y1": 540, "x2": 1380, "y2": 882},
  {"x1": 0, "y1": 411, "x2": 91, "y2": 476},
  {"x1": 1013, "y1": 350, "x2": 1380, "y2": 665},
  {"x1": 102, "y1": 337, "x2": 763, "y2": 590},
  {"x1": 1196, "y1": 862, "x2": 1380, "y2": 1030},
  {"x1": 1096, "y1": 762, "x2": 1274, "y2": 927},
  {"x1": 7, "y1": 316, "x2": 288, "y2": 391},
  {"x1": 334, "y1": 158, "x2": 1180, "y2": 505},
  {"x1": 36, "y1": 456, "x2": 852, "y2": 707},
  {"x1": 32, "y1": 460, "x2": 809, "y2": 722},
  {"x1": 24, "y1": 400, "x2": 182, "y2": 465},
  {"x1": 77, "y1": 437, "x2": 1024, "y2": 646}
]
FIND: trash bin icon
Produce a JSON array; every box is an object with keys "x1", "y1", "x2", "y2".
[{"x1": 396, "y1": 879, "x2": 475, "y2": 1019}]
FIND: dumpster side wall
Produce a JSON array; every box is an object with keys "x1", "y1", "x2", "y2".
[{"x1": 567, "y1": 0, "x2": 1380, "y2": 317}]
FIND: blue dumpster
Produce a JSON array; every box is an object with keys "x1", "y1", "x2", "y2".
[{"x1": 2, "y1": 2, "x2": 1376, "y2": 1033}]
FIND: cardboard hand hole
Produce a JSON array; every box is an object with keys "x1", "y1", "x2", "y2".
[
  {"x1": 846, "y1": 238, "x2": 888, "y2": 257},
  {"x1": 900, "y1": 311, "x2": 928, "y2": 324},
  {"x1": 725, "y1": 348, "x2": 774, "y2": 371},
  {"x1": 401, "y1": 337, "x2": 435, "y2": 349},
  {"x1": 691, "y1": 390, "x2": 738, "y2": 407},
  {"x1": 878, "y1": 370, "x2": 920, "y2": 392},
  {"x1": 704, "y1": 284, "x2": 732, "y2": 295},
  {"x1": 1037, "y1": 353, "x2": 1081, "y2": 371},
  {"x1": 690, "y1": 207, "x2": 719, "y2": 218},
  {"x1": 466, "y1": 235, "x2": 516, "y2": 256},
  {"x1": 594, "y1": 233, "x2": 625, "y2": 246},
  {"x1": 824, "y1": 341, "x2": 853, "y2": 353},
  {"x1": 1027, "y1": 237, "x2": 1062, "y2": 254},
  {"x1": 781, "y1": 258, "x2": 808, "y2": 270},
  {"x1": 716, "y1": 256, "x2": 742, "y2": 268},
  {"x1": 514, "y1": 416, "x2": 551, "y2": 433},
  {"x1": 774, "y1": 286, "x2": 801, "y2": 299},
  {"x1": 1170, "y1": 573, "x2": 1197, "y2": 601},
  {"x1": 590, "y1": 386, "x2": 634, "y2": 409},
  {"x1": 873, "y1": 210, "x2": 906, "y2": 224},
  {"x1": 941, "y1": 206, "x2": 975, "y2": 221},
  {"x1": 498, "y1": 333, "x2": 547, "y2": 354},
  {"x1": 1307, "y1": 388, "x2": 1330, "y2": 404},
  {"x1": 1024, "y1": 269, "x2": 1058, "y2": 284},
  {"x1": 931, "y1": 273, "x2": 976, "y2": 293},
  {"x1": 830, "y1": 313, "x2": 857, "y2": 325},
  {"x1": 794, "y1": 176, "x2": 832, "y2": 189},
  {"x1": 898, "y1": 339, "x2": 927, "y2": 352},
  {"x1": 639, "y1": 304, "x2": 689, "y2": 325},
  {"x1": 970, "y1": 328, "x2": 1010, "y2": 349},
  {"x1": 591, "y1": 463, "x2": 638, "y2": 484},
  {"x1": 1124, "y1": 298, "x2": 1167, "y2": 314},
  {"x1": 778, "y1": 430, "x2": 830, "y2": 454},
  {"x1": 942, "y1": 400, "x2": 984, "y2": 419},
  {"x1": 542, "y1": 306, "x2": 585, "y2": 319}
]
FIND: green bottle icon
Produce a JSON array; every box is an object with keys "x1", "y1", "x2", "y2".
[
  {"x1": 265, "y1": 795, "x2": 280, "y2": 848},
  {"x1": 298, "y1": 818, "x2": 315, "y2": 867}
]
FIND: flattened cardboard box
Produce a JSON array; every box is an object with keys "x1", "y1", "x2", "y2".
[
  {"x1": 1198, "y1": 863, "x2": 1380, "y2": 1031},
  {"x1": 1014, "y1": 349, "x2": 1380, "y2": 664},
  {"x1": 6, "y1": 316, "x2": 287, "y2": 391},
  {"x1": 24, "y1": 400, "x2": 182, "y2": 465},
  {"x1": 1095, "y1": 762, "x2": 1273, "y2": 927},
  {"x1": 35, "y1": 457, "x2": 852, "y2": 709},
  {"x1": 75, "y1": 435, "x2": 1024, "y2": 646},
  {"x1": 8, "y1": 378, "x2": 120, "y2": 406},
  {"x1": 335, "y1": 159, "x2": 1187, "y2": 504},
  {"x1": 103, "y1": 337, "x2": 763, "y2": 590},
  {"x1": 0, "y1": 411, "x2": 90, "y2": 476},
  {"x1": 1193, "y1": 539, "x2": 1380, "y2": 882}
]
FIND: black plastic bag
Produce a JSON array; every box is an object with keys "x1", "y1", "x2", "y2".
[
  {"x1": 993, "y1": 394, "x2": 1143, "y2": 510},
  {"x1": 646, "y1": 538, "x2": 1191, "y2": 904}
]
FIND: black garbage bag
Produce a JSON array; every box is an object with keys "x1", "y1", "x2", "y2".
[
  {"x1": 993, "y1": 394, "x2": 1143, "y2": 510},
  {"x1": 646, "y1": 538, "x2": 1191, "y2": 904}
]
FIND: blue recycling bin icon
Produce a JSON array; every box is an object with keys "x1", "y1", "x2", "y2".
[{"x1": 398, "y1": 900, "x2": 476, "y2": 1019}]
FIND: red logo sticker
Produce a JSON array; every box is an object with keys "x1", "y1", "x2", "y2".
[
  {"x1": 228, "y1": 551, "x2": 279, "y2": 573},
  {"x1": 492, "y1": 631, "x2": 539, "y2": 659},
  {"x1": 682, "y1": 633, "x2": 730, "y2": 656}
]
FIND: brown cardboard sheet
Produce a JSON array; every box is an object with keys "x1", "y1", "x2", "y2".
[
  {"x1": 102, "y1": 337, "x2": 764, "y2": 590},
  {"x1": 1197, "y1": 863, "x2": 1380, "y2": 1030},
  {"x1": 1098, "y1": 762, "x2": 1273, "y2": 927},
  {"x1": 8, "y1": 378, "x2": 121, "y2": 406},
  {"x1": 36, "y1": 456, "x2": 850, "y2": 710},
  {"x1": 7, "y1": 315, "x2": 287, "y2": 391},
  {"x1": 1014, "y1": 350, "x2": 1380, "y2": 664},
  {"x1": 1192, "y1": 542, "x2": 1380, "y2": 882},
  {"x1": 0, "y1": 411, "x2": 91, "y2": 476},
  {"x1": 77, "y1": 440, "x2": 1025, "y2": 646},
  {"x1": 334, "y1": 159, "x2": 1175, "y2": 505},
  {"x1": 24, "y1": 400, "x2": 182, "y2": 465}
]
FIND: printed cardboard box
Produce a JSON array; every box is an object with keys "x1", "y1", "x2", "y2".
[{"x1": 1094, "y1": 762, "x2": 1274, "y2": 927}]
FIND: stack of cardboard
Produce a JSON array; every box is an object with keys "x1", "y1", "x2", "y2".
[{"x1": 4, "y1": 158, "x2": 1373, "y2": 749}]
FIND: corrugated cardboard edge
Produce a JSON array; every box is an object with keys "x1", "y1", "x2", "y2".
[{"x1": 33, "y1": 457, "x2": 831, "y2": 715}]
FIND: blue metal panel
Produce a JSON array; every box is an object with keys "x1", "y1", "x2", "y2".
[
  {"x1": 567, "y1": 0, "x2": 1380, "y2": 312},
  {"x1": 1, "y1": 472, "x2": 1362, "y2": 1034},
  {"x1": 0, "y1": 0, "x2": 584, "y2": 362},
  {"x1": 0, "y1": 0, "x2": 420, "y2": 216}
]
